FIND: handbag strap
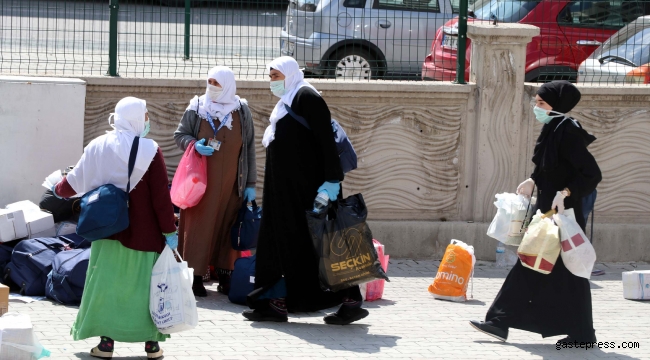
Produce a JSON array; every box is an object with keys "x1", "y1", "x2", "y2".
[
  {"x1": 126, "y1": 136, "x2": 140, "y2": 194},
  {"x1": 520, "y1": 184, "x2": 536, "y2": 232},
  {"x1": 284, "y1": 104, "x2": 311, "y2": 130}
]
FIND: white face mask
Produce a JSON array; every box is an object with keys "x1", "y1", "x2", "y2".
[{"x1": 206, "y1": 84, "x2": 223, "y2": 102}]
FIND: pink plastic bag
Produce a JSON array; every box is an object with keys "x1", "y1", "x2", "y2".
[
  {"x1": 170, "y1": 141, "x2": 207, "y2": 209},
  {"x1": 364, "y1": 239, "x2": 389, "y2": 302}
]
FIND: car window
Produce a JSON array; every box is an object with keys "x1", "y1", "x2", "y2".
[
  {"x1": 344, "y1": 0, "x2": 367, "y2": 7},
  {"x1": 450, "y1": 0, "x2": 483, "y2": 14},
  {"x1": 469, "y1": 0, "x2": 540, "y2": 22},
  {"x1": 558, "y1": 0, "x2": 648, "y2": 29},
  {"x1": 373, "y1": 0, "x2": 441, "y2": 13},
  {"x1": 591, "y1": 26, "x2": 650, "y2": 66}
]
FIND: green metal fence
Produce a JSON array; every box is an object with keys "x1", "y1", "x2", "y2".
[{"x1": 0, "y1": 0, "x2": 649, "y2": 83}]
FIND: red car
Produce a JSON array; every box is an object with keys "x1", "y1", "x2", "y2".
[{"x1": 422, "y1": 0, "x2": 650, "y2": 82}]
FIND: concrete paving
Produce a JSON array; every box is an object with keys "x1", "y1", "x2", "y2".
[{"x1": 9, "y1": 260, "x2": 650, "y2": 360}]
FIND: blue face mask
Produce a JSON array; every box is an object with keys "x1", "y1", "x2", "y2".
[
  {"x1": 533, "y1": 106, "x2": 564, "y2": 124},
  {"x1": 141, "y1": 120, "x2": 150, "y2": 138},
  {"x1": 270, "y1": 80, "x2": 286, "y2": 97}
]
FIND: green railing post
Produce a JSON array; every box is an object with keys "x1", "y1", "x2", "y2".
[
  {"x1": 455, "y1": 0, "x2": 469, "y2": 84},
  {"x1": 184, "y1": 0, "x2": 191, "y2": 60},
  {"x1": 106, "y1": 0, "x2": 119, "y2": 76}
]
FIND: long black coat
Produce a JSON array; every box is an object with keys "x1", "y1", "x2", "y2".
[
  {"x1": 486, "y1": 119, "x2": 602, "y2": 342},
  {"x1": 251, "y1": 87, "x2": 350, "y2": 312}
]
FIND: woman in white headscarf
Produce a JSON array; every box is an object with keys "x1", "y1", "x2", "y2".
[
  {"x1": 243, "y1": 57, "x2": 367, "y2": 325},
  {"x1": 174, "y1": 66, "x2": 257, "y2": 297},
  {"x1": 53, "y1": 97, "x2": 177, "y2": 359}
]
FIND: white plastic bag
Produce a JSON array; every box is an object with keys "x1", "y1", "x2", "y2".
[
  {"x1": 487, "y1": 193, "x2": 533, "y2": 246},
  {"x1": 553, "y1": 209, "x2": 596, "y2": 279},
  {"x1": 150, "y1": 246, "x2": 198, "y2": 334},
  {"x1": 42, "y1": 170, "x2": 63, "y2": 190},
  {"x1": 0, "y1": 312, "x2": 51, "y2": 360}
]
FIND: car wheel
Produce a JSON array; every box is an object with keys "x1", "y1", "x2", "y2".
[{"x1": 331, "y1": 48, "x2": 378, "y2": 80}]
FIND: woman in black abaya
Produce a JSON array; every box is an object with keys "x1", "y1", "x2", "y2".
[
  {"x1": 242, "y1": 57, "x2": 367, "y2": 325},
  {"x1": 470, "y1": 81, "x2": 602, "y2": 343}
]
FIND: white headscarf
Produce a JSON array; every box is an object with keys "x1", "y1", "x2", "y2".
[
  {"x1": 187, "y1": 66, "x2": 241, "y2": 130},
  {"x1": 66, "y1": 97, "x2": 159, "y2": 195},
  {"x1": 262, "y1": 56, "x2": 319, "y2": 148}
]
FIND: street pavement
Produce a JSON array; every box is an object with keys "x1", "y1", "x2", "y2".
[
  {"x1": 0, "y1": 0, "x2": 284, "y2": 79},
  {"x1": 10, "y1": 260, "x2": 650, "y2": 360}
]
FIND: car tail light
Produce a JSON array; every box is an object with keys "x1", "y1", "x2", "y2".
[{"x1": 625, "y1": 65, "x2": 650, "y2": 84}]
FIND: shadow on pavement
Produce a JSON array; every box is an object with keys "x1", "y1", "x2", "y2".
[{"x1": 250, "y1": 321, "x2": 401, "y2": 353}]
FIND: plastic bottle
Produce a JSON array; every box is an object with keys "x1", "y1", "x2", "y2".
[
  {"x1": 313, "y1": 192, "x2": 329, "y2": 213},
  {"x1": 496, "y1": 243, "x2": 506, "y2": 267},
  {"x1": 496, "y1": 243, "x2": 518, "y2": 267}
]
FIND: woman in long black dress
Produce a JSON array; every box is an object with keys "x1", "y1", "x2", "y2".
[
  {"x1": 242, "y1": 56, "x2": 368, "y2": 325},
  {"x1": 470, "y1": 81, "x2": 602, "y2": 343}
]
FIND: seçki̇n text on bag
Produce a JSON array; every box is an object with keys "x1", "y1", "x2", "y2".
[{"x1": 306, "y1": 194, "x2": 388, "y2": 292}]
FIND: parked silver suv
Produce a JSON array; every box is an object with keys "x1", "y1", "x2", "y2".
[{"x1": 280, "y1": 0, "x2": 454, "y2": 80}]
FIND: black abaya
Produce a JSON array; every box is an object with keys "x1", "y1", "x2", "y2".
[
  {"x1": 251, "y1": 87, "x2": 358, "y2": 312},
  {"x1": 486, "y1": 88, "x2": 602, "y2": 342}
]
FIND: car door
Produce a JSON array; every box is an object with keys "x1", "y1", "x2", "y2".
[
  {"x1": 557, "y1": 0, "x2": 646, "y2": 70},
  {"x1": 365, "y1": 0, "x2": 451, "y2": 76}
]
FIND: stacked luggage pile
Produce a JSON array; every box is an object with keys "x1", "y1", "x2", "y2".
[{"x1": 0, "y1": 194, "x2": 90, "y2": 306}]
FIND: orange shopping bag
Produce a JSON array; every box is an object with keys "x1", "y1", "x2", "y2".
[{"x1": 428, "y1": 239, "x2": 476, "y2": 302}]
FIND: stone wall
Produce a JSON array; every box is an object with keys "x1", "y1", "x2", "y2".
[{"x1": 82, "y1": 78, "x2": 474, "y2": 222}]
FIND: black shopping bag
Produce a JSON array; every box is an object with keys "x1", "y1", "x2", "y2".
[{"x1": 306, "y1": 193, "x2": 389, "y2": 292}]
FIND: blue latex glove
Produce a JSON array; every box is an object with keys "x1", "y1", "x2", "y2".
[
  {"x1": 50, "y1": 184, "x2": 64, "y2": 200},
  {"x1": 244, "y1": 187, "x2": 256, "y2": 202},
  {"x1": 164, "y1": 232, "x2": 178, "y2": 250},
  {"x1": 194, "y1": 139, "x2": 214, "y2": 156},
  {"x1": 318, "y1": 181, "x2": 340, "y2": 201}
]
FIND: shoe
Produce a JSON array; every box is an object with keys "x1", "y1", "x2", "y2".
[
  {"x1": 469, "y1": 320, "x2": 508, "y2": 342},
  {"x1": 242, "y1": 308, "x2": 288, "y2": 322},
  {"x1": 145, "y1": 341, "x2": 164, "y2": 359},
  {"x1": 217, "y1": 271, "x2": 231, "y2": 295},
  {"x1": 192, "y1": 275, "x2": 207, "y2": 297},
  {"x1": 147, "y1": 348, "x2": 163, "y2": 359},
  {"x1": 324, "y1": 307, "x2": 369, "y2": 325},
  {"x1": 90, "y1": 347, "x2": 113, "y2": 359}
]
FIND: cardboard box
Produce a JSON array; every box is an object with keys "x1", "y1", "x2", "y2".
[
  {"x1": 5, "y1": 201, "x2": 56, "y2": 238},
  {"x1": 0, "y1": 209, "x2": 28, "y2": 242},
  {"x1": 25, "y1": 211, "x2": 55, "y2": 238},
  {"x1": 623, "y1": 270, "x2": 650, "y2": 300},
  {"x1": 0, "y1": 284, "x2": 8, "y2": 316}
]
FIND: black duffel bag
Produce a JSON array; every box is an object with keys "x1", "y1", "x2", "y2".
[
  {"x1": 306, "y1": 193, "x2": 388, "y2": 292},
  {"x1": 39, "y1": 189, "x2": 81, "y2": 223}
]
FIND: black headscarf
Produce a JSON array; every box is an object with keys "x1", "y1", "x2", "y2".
[{"x1": 531, "y1": 81, "x2": 595, "y2": 171}]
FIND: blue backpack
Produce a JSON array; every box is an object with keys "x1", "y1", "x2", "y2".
[
  {"x1": 231, "y1": 201, "x2": 262, "y2": 251},
  {"x1": 46, "y1": 248, "x2": 90, "y2": 305},
  {"x1": 76, "y1": 136, "x2": 139, "y2": 241},
  {"x1": 229, "y1": 255, "x2": 256, "y2": 305},
  {"x1": 4, "y1": 237, "x2": 72, "y2": 296},
  {"x1": 284, "y1": 104, "x2": 358, "y2": 173}
]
